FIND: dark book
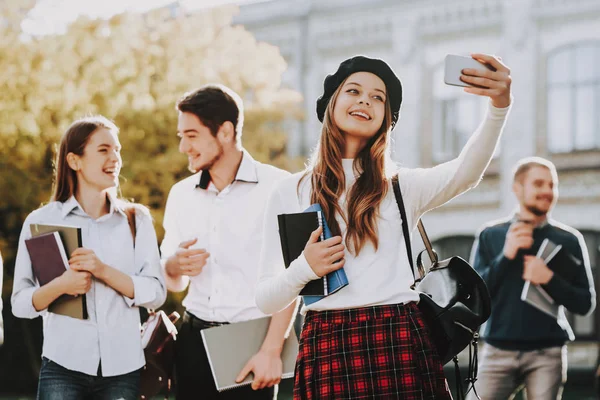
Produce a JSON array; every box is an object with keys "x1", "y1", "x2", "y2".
[
  {"x1": 277, "y1": 210, "x2": 327, "y2": 296},
  {"x1": 25, "y1": 232, "x2": 70, "y2": 286},
  {"x1": 29, "y1": 224, "x2": 87, "y2": 319}
]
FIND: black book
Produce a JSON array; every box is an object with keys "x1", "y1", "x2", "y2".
[{"x1": 277, "y1": 211, "x2": 327, "y2": 296}]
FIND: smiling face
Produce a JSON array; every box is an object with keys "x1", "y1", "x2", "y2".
[
  {"x1": 514, "y1": 166, "x2": 557, "y2": 216},
  {"x1": 69, "y1": 127, "x2": 122, "y2": 194},
  {"x1": 332, "y1": 71, "x2": 387, "y2": 142},
  {"x1": 177, "y1": 111, "x2": 224, "y2": 173}
]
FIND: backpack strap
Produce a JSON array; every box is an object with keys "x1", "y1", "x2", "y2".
[{"x1": 124, "y1": 206, "x2": 136, "y2": 247}]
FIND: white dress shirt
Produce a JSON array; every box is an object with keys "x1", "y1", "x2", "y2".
[
  {"x1": 256, "y1": 101, "x2": 511, "y2": 315},
  {"x1": 160, "y1": 150, "x2": 290, "y2": 323},
  {"x1": 11, "y1": 195, "x2": 167, "y2": 377}
]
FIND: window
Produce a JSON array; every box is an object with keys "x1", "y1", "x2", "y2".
[
  {"x1": 432, "y1": 67, "x2": 489, "y2": 162},
  {"x1": 547, "y1": 42, "x2": 600, "y2": 153}
]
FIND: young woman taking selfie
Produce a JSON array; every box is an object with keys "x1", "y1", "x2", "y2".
[{"x1": 256, "y1": 54, "x2": 512, "y2": 399}]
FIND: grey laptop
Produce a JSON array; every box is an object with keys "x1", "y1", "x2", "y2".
[{"x1": 201, "y1": 316, "x2": 299, "y2": 392}]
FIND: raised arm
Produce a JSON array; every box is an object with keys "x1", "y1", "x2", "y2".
[{"x1": 400, "y1": 54, "x2": 512, "y2": 225}]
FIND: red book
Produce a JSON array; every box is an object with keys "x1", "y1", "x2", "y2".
[{"x1": 25, "y1": 231, "x2": 69, "y2": 286}]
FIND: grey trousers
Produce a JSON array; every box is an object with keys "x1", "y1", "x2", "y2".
[{"x1": 468, "y1": 344, "x2": 567, "y2": 400}]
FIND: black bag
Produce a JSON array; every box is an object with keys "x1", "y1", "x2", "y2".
[
  {"x1": 392, "y1": 175, "x2": 491, "y2": 399},
  {"x1": 139, "y1": 310, "x2": 179, "y2": 400}
]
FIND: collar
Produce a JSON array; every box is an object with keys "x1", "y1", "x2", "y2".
[
  {"x1": 196, "y1": 149, "x2": 259, "y2": 190},
  {"x1": 60, "y1": 196, "x2": 81, "y2": 218},
  {"x1": 60, "y1": 192, "x2": 126, "y2": 219}
]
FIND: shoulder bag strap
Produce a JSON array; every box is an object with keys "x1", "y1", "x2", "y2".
[
  {"x1": 391, "y1": 175, "x2": 417, "y2": 281},
  {"x1": 391, "y1": 175, "x2": 436, "y2": 282}
]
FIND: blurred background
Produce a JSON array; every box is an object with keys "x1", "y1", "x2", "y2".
[{"x1": 0, "y1": 0, "x2": 598, "y2": 398}]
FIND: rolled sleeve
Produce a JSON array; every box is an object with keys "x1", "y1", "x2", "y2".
[
  {"x1": 124, "y1": 210, "x2": 166, "y2": 309},
  {"x1": 11, "y1": 217, "x2": 46, "y2": 319}
]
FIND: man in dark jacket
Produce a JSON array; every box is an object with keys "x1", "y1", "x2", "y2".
[{"x1": 469, "y1": 157, "x2": 596, "y2": 400}]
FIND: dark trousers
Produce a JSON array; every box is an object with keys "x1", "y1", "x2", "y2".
[
  {"x1": 175, "y1": 312, "x2": 275, "y2": 400},
  {"x1": 37, "y1": 357, "x2": 140, "y2": 400}
]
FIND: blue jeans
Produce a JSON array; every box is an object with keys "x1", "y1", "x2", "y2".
[{"x1": 37, "y1": 357, "x2": 141, "y2": 400}]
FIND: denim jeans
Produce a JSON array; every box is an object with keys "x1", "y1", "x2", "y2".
[
  {"x1": 37, "y1": 357, "x2": 141, "y2": 400},
  {"x1": 469, "y1": 344, "x2": 567, "y2": 400}
]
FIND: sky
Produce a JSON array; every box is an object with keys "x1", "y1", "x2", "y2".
[{"x1": 22, "y1": 0, "x2": 266, "y2": 35}]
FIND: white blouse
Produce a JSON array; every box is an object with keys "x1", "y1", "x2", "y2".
[
  {"x1": 11, "y1": 195, "x2": 166, "y2": 377},
  {"x1": 256, "y1": 100, "x2": 511, "y2": 315}
]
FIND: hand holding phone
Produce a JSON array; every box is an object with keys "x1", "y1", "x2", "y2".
[
  {"x1": 444, "y1": 53, "x2": 512, "y2": 108},
  {"x1": 444, "y1": 54, "x2": 495, "y2": 88}
]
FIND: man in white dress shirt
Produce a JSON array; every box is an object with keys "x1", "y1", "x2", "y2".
[{"x1": 161, "y1": 84, "x2": 294, "y2": 400}]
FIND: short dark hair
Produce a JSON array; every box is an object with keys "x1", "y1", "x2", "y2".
[
  {"x1": 176, "y1": 84, "x2": 244, "y2": 140},
  {"x1": 513, "y1": 157, "x2": 558, "y2": 184}
]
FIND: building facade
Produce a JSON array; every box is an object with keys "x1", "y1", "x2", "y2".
[{"x1": 236, "y1": 0, "x2": 600, "y2": 367}]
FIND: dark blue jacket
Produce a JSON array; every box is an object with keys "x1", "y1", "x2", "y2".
[{"x1": 472, "y1": 217, "x2": 596, "y2": 351}]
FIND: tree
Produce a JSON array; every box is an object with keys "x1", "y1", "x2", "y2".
[{"x1": 0, "y1": 2, "x2": 302, "y2": 394}]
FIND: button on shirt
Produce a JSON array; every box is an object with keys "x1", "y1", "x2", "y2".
[
  {"x1": 160, "y1": 150, "x2": 290, "y2": 323},
  {"x1": 11, "y1": 196, "x2": 167, "y2": 377}
]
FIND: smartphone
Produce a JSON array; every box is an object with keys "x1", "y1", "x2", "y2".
[{"x1": 444, "y1": 54, "x2": 495, "y2": 88}]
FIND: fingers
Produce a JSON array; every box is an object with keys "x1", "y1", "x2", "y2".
[
  {"x1": 235, "y1": 361, "x2": 253, "y2": 384},
  {"x1": 324, "y1": 257, "x2": 345, "y2": 273},
  {"x1": 463, "y1": 84, "x2": 509, "y2": 97},
  {"x1": 470, "y1": 53, "x2": 509, "y2": 73},
  {"x1": 70, "y1": 248, "x2": 93, "y2": 257},
  {"x1": 178, "y1": 238, "x2": 198, "y2": 249},
  {"x1": 179, "y1": 252, "x2": 210, "y2": 267},
  {"x1": 69, "y1": 255, "x2": 92, "y2": 265},
  {"x1": 322, "y1": 235, "x2": 343, "y2": 246},
  {"x1": 251, "y1": 378, "x2": 264, "y2": 391},
  {"x1": 328, "y1": 250, "x2": 345, "y2": 264},
  {"x1": 177, "y1": 248, "x2": 208, "y2": 258},
  {"x1": 460, "y1": 75, "x2": 497, "y2": 89},
  {"x1": 307, "y1": 227, "x2": 323, "y2": 245}
]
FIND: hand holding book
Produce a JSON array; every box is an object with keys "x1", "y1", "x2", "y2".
[
  {"x1": 58, "y1": 268, "x2": 93, "y2": 297},
  {"x1": 303, "y1": 226, "x2": 346, "y2": 278},
  {"x1": 69, "y1": 248, "x2": 108, "y2": 280},
  {"x1": 523, "y1": 255, "x2": 554, "y2": 285},
  {"x1": 277, "y1": 204, "x2": 349, "y2": 302}
]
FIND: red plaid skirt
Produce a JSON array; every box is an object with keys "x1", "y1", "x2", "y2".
[{"x1": 293, "y1": 302, "x2": 452, "y2": 399}]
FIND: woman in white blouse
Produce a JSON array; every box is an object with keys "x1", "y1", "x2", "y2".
[
  {"x1": 256, "y1": 54, "x2": 512, "y2": 399},
  {"x1": 11, "y1": 116, "x2": 166, "y2": 400}
]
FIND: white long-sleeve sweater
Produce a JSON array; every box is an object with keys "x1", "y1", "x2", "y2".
[{"x1": 256, "y1": 101, "x2": 511, "y2": 315}]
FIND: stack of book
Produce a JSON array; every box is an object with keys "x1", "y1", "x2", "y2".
[
  {"x1": 277, "y1": 204, "x2": 348, "y2": 305},
  {"x1": 25, "y1": 224, "x2": 87, "y2": 319}
]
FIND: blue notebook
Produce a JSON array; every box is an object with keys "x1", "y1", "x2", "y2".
[{"x1": 302, "y1": 204, "x2": 349, "y2": 305}]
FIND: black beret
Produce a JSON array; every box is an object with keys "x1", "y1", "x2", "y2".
[{"x1": 316, "y1": 55, "x2": 402, "y2": 128}]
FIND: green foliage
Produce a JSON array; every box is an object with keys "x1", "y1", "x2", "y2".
[
  {"x1": 0, "y1": 2, "x2": 302, "y2": 278},
  {"x1": 0, "y1": 3, "x2": 303, "y2": 391}
]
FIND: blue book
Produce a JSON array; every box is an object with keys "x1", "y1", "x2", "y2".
[{"x1": 302, "y1": 204, "x2": 349, "y2": 305}]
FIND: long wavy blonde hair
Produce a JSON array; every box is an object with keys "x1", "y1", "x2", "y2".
[{"x1": 302, "y1": 77, "x2": 394, "y2": 255}]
